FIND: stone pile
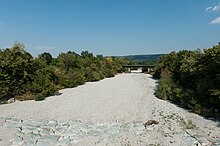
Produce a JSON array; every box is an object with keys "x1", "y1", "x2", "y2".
[
  {"x1": 1, "y1": 117, "x2": 145, "y2": 146},
  {"x1": 1, "y1": 116, "x2": 220, "y2": 146}
]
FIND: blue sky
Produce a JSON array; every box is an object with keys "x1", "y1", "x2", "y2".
[{"x1": 0, "y1": 0, "x2": 220, "y2": 57}]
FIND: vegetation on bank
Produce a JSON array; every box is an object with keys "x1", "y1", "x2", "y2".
[
  {"x1": 2, "y1": 41, "x2": 220, "y2": 119},
  {"x1": 0, "y1": 43, "x2": 131, "y2": 101},
  {"x1": 153, "y1": 43, "x2": 220, "y2": 117}
]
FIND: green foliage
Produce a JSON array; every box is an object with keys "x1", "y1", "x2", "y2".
[
  {"x1": 0, "y1": 43, "x2": 35, "y2": 100},
  {"x1": 154, "y1": 43, "x2": 220, "y2": 115},
  {"x1": 59, "y1": 69, "x2": 86, "y2": 88},
  {"x1": 34, "y1": 93, "x2": 46, "y2": 101},
  {"x1": 155, "y1": 69, "x2": 173, "y2": 100},
  {"x1": 38, "y1": 52, "x2": 53, "y2": 65},
  {"x1": 57, "y1": 51, "x2": 79, "y2": 71},
  {"x1": 26, "y1": 65, "x2": 58, "y2": 95},
  {"x1": 0, "y1": 43, "x2": 130, "y2": 101},
  {"x1": 153, "y1": 51, "x2": 177, "y2": 79}
]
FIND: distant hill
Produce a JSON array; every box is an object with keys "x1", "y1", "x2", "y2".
[{"x1": 118, "y1": 54, "x2": 165, "y2": 62}]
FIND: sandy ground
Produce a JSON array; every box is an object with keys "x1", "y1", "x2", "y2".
[{"x1": 0, "y1": 73, "x2": 219, "y2": 146}]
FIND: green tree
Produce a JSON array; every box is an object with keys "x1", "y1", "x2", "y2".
[
  {"x1": 38, "y1": 52, "x2": 53, "y2": 65},
  {"x1": 0, "y1": 43, "x2": 35, "y2": 100},
  {"x1": 57, "y1": 51, "x2": 78, "y2": 71}
]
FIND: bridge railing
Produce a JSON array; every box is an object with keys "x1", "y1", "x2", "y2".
[
  {"x1": 122, "y1": 65, "x2": 154, "y2": 73},
  {"x1": 122, "y1": 65, "x2": 155, "y2": 68}
]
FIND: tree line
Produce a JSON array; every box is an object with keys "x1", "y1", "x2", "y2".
[
  {"x1": 0, "y1": 43, "x2": 131, "y2": 101},
  {"x1": 153, "y1": 43, "x2": 220, "y2": 117}
]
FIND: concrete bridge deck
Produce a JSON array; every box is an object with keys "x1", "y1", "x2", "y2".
[{"x1": 122, "y1": 65, "x2": 155, "y2": 73}]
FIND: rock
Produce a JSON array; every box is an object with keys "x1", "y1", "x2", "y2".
[
  {"x1": 35, "y1": 140, "x2": 52, "y2": 146},
  {"x1": 201, "y1": 142, "x2": 212, "y2": 146},
  {"x1": 124, "y1": 122, "x2": 134, "y2": 128},
  {"x1": 57, "y1": 137, "x2": 71, "y2": 146},
  {"x1": 192, "y1": 141, "x2": 202, "y2": 146},
  {"x1": 196, "y1": 137, "x2": 211, "y2": 145},
  {"x1": 133, "y1": 121, "x2": 144, "y2": 128},
  {"x1": 4, "y1": 118, "x2": 176, "y2": 145},
  {"x1": 68, "y1": 120, "x2": 81, "y2": 128},
  {"x1": 184, "y1": 129, "x2": 213, "y2": 146},
  {"x1": 119, "y1": 125, "x2": 129, "y2": 133},
  {"x1": 40, "y1": 128, "x2": 51, "y2": 136},
  {"x1": 96, "y1": 124, "x2": 108, "y2": 131},
  {"x1": 65, "y1": 128, "x2": 80, "y2": 137},
  {"x1": 29, "y1": 121, "x2": 40, "y2": 127},
  {"x1": 55, "y1": 126, "x2": 66, "y2": 135},
  {"x1": 39, "y1": 135, "x2": 59, "y2": 143},
  {"x1": 183, "y1": 136, "x2": 196, "y2": 146},
  {"x1": 7, "y1": 98, "x2": 16, "y2": 103},
  {"x1": 72, "y1": 133, "x2": 85, "y2": 143},
  {"x1": 146, "y1": 127, "x2": 154, "y2": 130},
  {"x1": 30, "y1": 133, "x2": 41, "y2": 140},
  {"x1": 106, "y1": 124, "x2": 120, "y2": 135},
  {"x1": 213, "y1": 139, "x2": 220, "y2": 145},
  {"x1": 87, "y1": 129, "x2": 102, "y2": 136},
  {"x1": 32, "y1": 129, "x2": 40, "y2": 134},
  {"x1": 22, "y1": 139, "x2": 37, "y2": 146},
  {"x1": 144, "y1": 120, "x2": 159, "y2": 127},
  {"x1": 3, "y1": 122, "x2": 17, "y2": 129},
  {"x1": 20, "y1": 126, "x2": 35, "y2": 134},
  {"x1": 11, "y1": 136, "x2": 24, "y2": 145},
  {"x1": 6, "y1": 117, "x2": 21, "y2": 122}
]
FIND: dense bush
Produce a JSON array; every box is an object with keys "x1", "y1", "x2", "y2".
[
  {"x1": 0, "y1": 43, "x2": 131, "y2": 101},
  {"x1": 0, "y1": 43, "x2": 35, "y2": 100},
  {"x1": 154, "y1": 43, "x2": 220, "y2": 116}
]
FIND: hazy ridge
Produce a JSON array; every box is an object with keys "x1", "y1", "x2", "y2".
[{"x1": 117, "y1": 54, "x2": 165, "y2": 62}]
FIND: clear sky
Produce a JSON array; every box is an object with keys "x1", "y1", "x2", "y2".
[{"x1": 0, "y1": 0, "x2": 220, "y2": 57}]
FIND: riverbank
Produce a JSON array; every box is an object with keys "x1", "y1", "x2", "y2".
[{"x1": 0, "y1": 74, "x2": 219, "y2": 145}]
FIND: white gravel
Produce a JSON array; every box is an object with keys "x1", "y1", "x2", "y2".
[{"x1": 0, "y1": 73, "x2": 219, "y2": 146}]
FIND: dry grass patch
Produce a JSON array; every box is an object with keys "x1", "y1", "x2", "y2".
[{"x1": 15, "y1": 93, "x2": 35, "y2": 101}]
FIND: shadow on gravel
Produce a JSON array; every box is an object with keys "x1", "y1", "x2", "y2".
[
  {"x1": 163, "y1": 100, "x2": 220, "y2": 125},
  {"x1": 149, "y1": 75, "x2": 220, "y2": 126},
  {"x1": 203, "y1": 114, "x2": 220, "y2": 126},
  {"x1": 168, "y1": 99, "x2": 220, "y2": 125}
]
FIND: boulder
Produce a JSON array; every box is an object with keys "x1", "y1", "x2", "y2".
[{"x1": 7, "y1": 98, "x2": 16, "y2": 104}]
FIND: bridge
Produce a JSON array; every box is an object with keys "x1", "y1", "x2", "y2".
[{"x1": 122, "y1": 65, "x2": 155, "y2": 73}]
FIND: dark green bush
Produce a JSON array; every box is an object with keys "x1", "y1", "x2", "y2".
[
  {"x1": 155, "y1": 69, "x2": 173, "y2": 100},
  {"x1": 0, "y1": 43, "x2": 35, "y2": 100},
  {"x1": 154, "y1": 43, "x2": 220, "y2": 116},
  {"x1": 59, "y1": 69, "x2": 86, "y2": 88}
]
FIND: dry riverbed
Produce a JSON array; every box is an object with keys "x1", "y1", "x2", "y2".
[{"x1": 0, "y1": 74, "x2": 219, "y2": 146}]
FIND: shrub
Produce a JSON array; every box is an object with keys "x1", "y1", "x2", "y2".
[
  {"x1": 35, "y1": 93, "x2": 46, "y2": 101},
  {"x1": 59, "y1": 69, "x2": 86, "y2": 88},
  {"x1": 154, "y1": 43, "x2": 220, "y2": 118},
  {"x1": 155, "y1": 69, "x2": 173, "y2": 100}
]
